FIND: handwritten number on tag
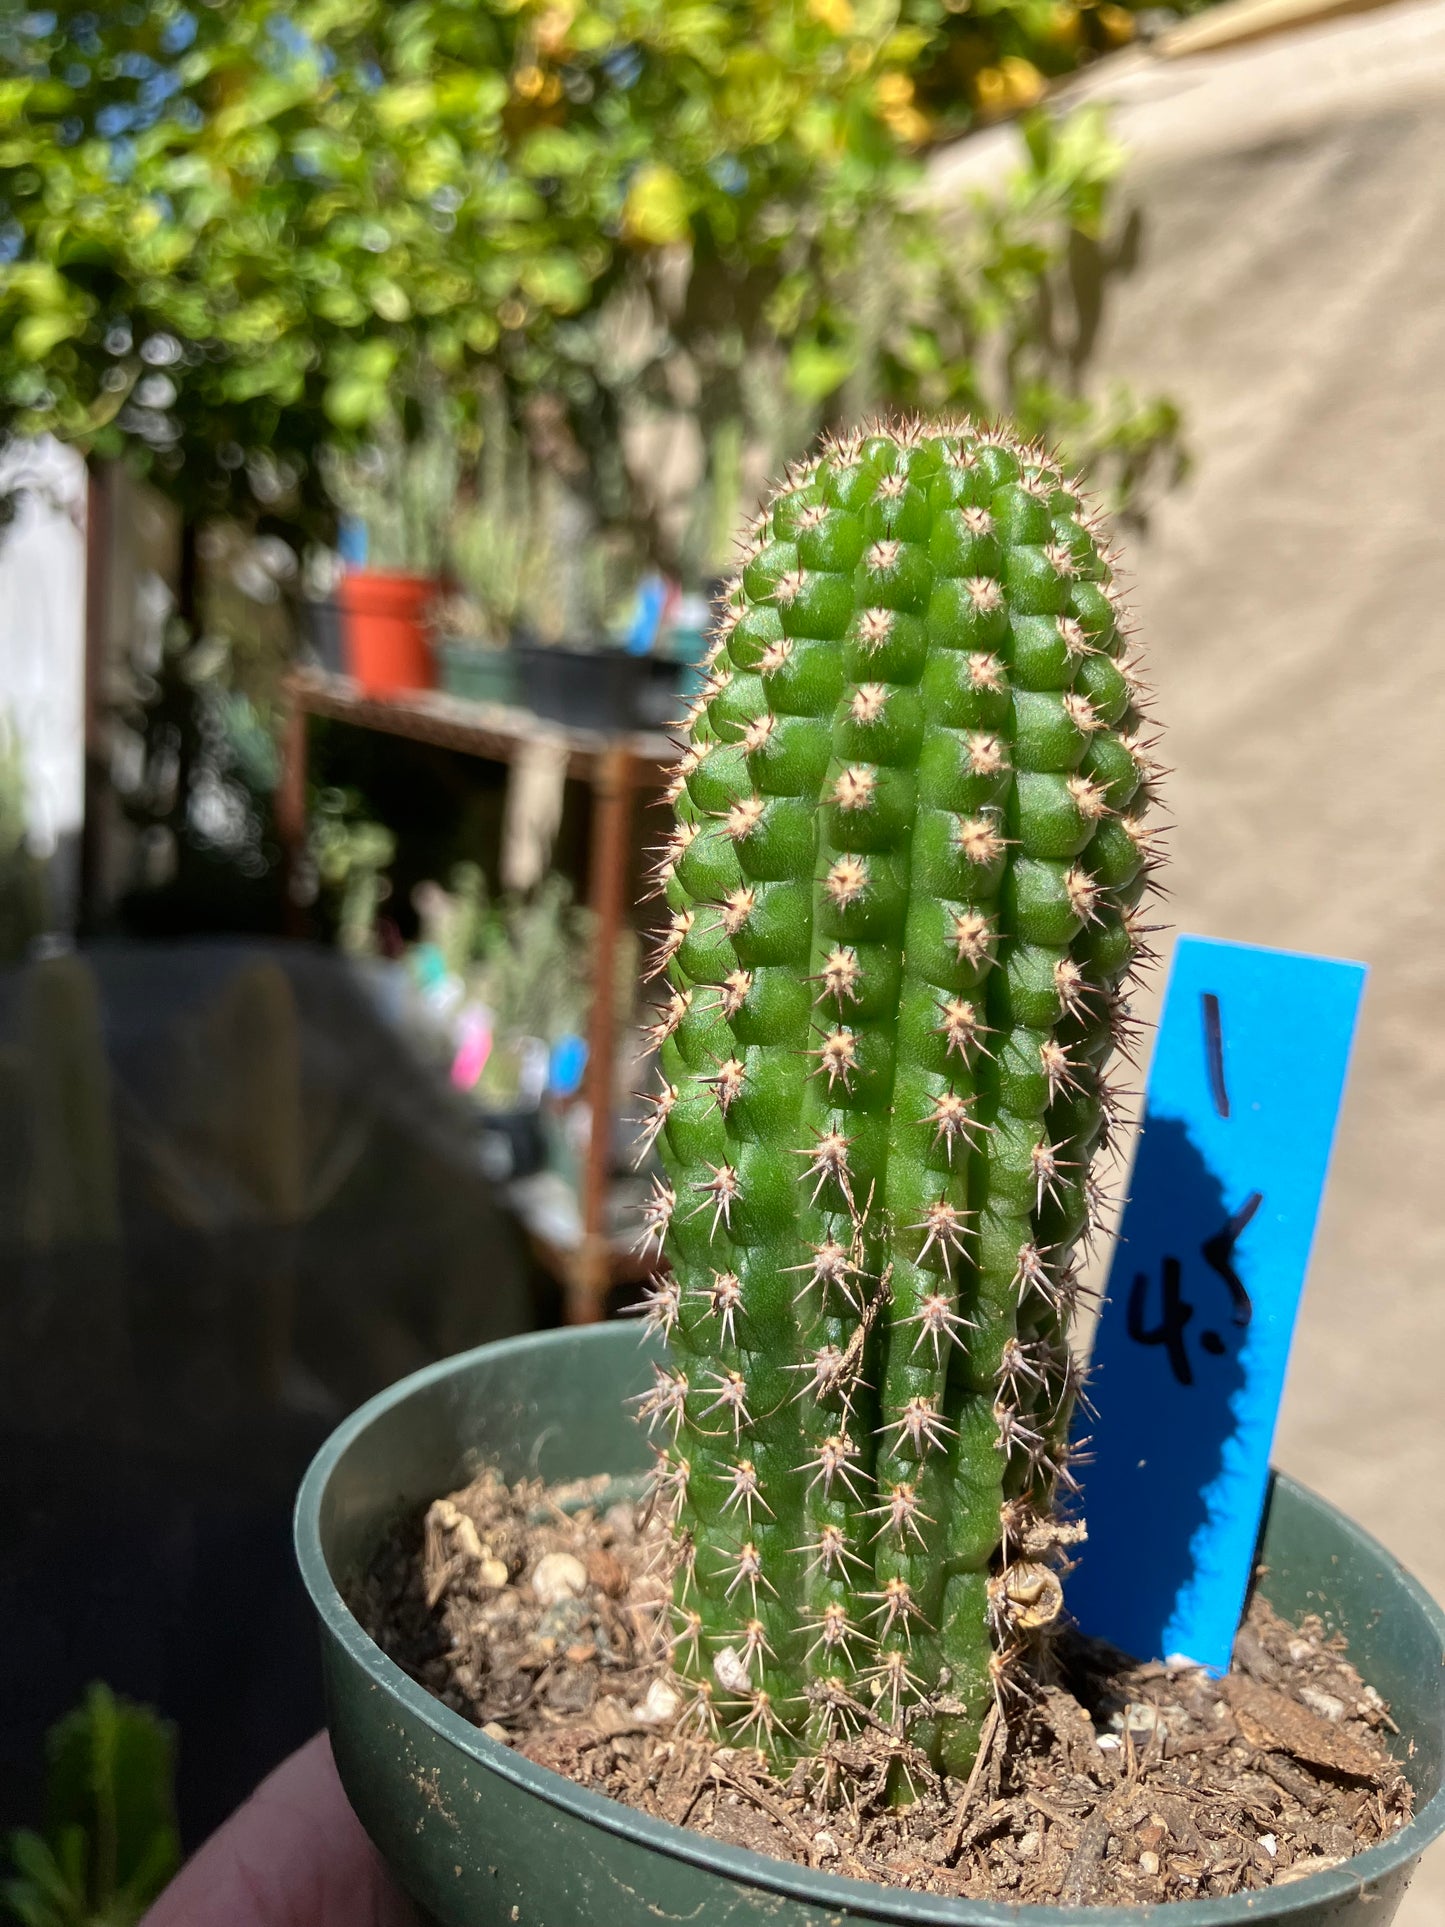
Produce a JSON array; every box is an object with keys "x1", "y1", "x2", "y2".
[
  {"x1": 1202, "y1": 991, "x2": 1230, "y2": 1119},
  {"x1": 1125, "y1": 992, "x2": 1261, "y2": 1388},
  {"x1": 1202, "y1": 1192, "x2": 1262, "y2": 1329},
  {"x1": 1127, "y1": 1256, "x2": 1196, "y2": 1385},
  {"x1": 1073, "y1": 936, "x2": 1365, "y2": 1668}
]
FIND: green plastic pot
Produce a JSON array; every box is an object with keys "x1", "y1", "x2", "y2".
[
  {"x1": 295, "y1": 1325, "x2": 1445, "y2": 1927},
  {"x1": 435, "y1": 640, "x2": 519, "y2": 707}
]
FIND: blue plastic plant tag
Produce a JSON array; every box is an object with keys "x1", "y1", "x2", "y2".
[
  {"x1": 623, "y1": 573, "x2": 670, "y2": 655},
  {"x1": 549, "y1": 1033, "x2": 589, "y2": 1099},
  {"x1": 337, "y1": 516, "x2": 368, "y2": 567},
  {"x1": 1067, "y1": 935, "x2": 1366, "y2": 1672}
]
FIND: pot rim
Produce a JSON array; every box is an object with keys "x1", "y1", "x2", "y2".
[
  {"x1": 340, "y1": 566, "x2": 437, "y2": 587},
  {"x1": 295, "y1": 1325, "x2": 1445, "y2": 1925},
  {"x1": 337, "y1": 568, "x2": 438, "y2": 611}
]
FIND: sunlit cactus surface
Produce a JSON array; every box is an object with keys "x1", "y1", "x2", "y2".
[{"x1": 634, "y1": 418, "x2": 1162, "y2": 1777}]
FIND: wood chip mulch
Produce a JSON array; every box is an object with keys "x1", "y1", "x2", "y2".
[{"x1": 348, "y1": 1469, "x2": 1413, "y2": 1908}]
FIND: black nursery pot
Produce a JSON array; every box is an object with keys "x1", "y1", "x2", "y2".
[
  {"x1": 514, "y1": 641, "x2": 645, "y2": 731},
  {"x1": 295, "y1": 1325, "x2": 1445, "y2": 1927},
  {"x1": 303, "y1": 594, "x2": 347, "y2": 674}
]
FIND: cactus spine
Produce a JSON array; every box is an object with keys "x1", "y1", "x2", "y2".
[{"x1": 639, "y1": 420, "x2": 1159, "y2": 1776}]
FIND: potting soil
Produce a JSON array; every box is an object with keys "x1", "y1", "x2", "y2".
[{"x1": 351, "y1": 1467, "x2": 1411, "y2": 1908}]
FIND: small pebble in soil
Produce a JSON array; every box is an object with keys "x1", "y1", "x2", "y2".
[
  {"x1": 632, "y1": 1678, "x2": 681, "y2": 1725},
  {"x1": 532, "y1": 1551, "x2": 588, "y2": 1606}
]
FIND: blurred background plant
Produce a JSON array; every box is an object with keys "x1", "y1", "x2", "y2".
[
  {"x1": 912, "y1": 0, "x2": 1172, "y2": 126},
  {"x1": 322, "y1": 400, "x2": 460, "y2": 580},
  {"x1": 0, "y1": 0, "x2": 1190, "y2": 932},
  {"x1": 0, "y1": 1685, "x2": 178, "y2": 1927},
  {"x1": 471, "y1": 875, "x2": 595, "y2": 1082},
  {"x1": 0, "y1": 715, "x2": 48, "y2": 965},
  {"x1": 309, "y1": 787, "x2": 396, "y2": 960},
  {"x1": 414, "y1": 866, "x2": 597, "y2": 1107},
  {"x1": 439, "y1": 385, "x2": 547, "y2": 650},
  {"x1": 438, "y1": 378, "x2": 629, "y2": 651},
  {"x1": 0, "y1": 0, "x2": 1185, "y2": 558}
]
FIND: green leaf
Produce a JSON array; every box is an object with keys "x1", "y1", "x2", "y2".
[
  {"x1": 368, "y1": 279, "x2": 412, "y2": 322},
  {"x1": 894, "y1": 326, "x2": 944, "y2": 376},
  {"x1": 14, "y1": 312, "x2": 78, "y2": 361},
  {"x1": 112, "y1": 1829, "x2": 184, "y2": 1917},
  {"x1": 374, "y1": 81, "x2": 436, "y2": 129},
  {"x1": 516, "y1": 128, "x2": 593, "y2": 179},
  {"x1": 313, "y1": 286, "x2": 368, "y2": 326},
  {"x1": 324, "y1": 375, "x2": 388, "y2": 429},
  {"x1": 519, "y1": 254, "x2": 591, "y2": 314},
  {"x1": 620, "y1": 164, "x2": 692, "y2": 246},
  {"x1": 786, "y1": 339, "x2": 856, "y2": 402},
  {"x1": 3, "y1": 1827, "x2": 84, "y2": 1917},
  {"x1": 44, "y1": 1685, "x2": 179, "y2": 1916},
  {"x1": 352, "y1": 339, "x2": 401, "y2": 382},
  {"x1": 434, "y1": 71, "x2": 508, "y2": 120}
]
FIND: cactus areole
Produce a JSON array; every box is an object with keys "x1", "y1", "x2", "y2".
[{"x1": 635, "y1": 418, "x2": 1161, "y2": 1780}]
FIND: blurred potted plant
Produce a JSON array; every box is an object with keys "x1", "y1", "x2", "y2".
[
  {"x1": 310, "y1": 788, "x2": 396, "y2": 960},
  {"x1": 427, "y1": 389, "x2": 646, "y2": 729},
  {"x1": 0, "y1": 1684, "x2": 179, "y2": 1927},
  {"x1": 509, "y1": 477, "x2": 646, "y2": 733},
  {"x1": 471, "y1": 874, "x2": 593, "y2": 1110},
  {"x1": 412, "y1": 868, "x2": 595, "y2": 1182},
  {"x1": 432, "y1": 388, "x2": 534, "y2": 707},
  {"x1": 299, "y1": 544, "x2": 347, "y2": 675},
  {"x1": 430, "y1": 590, "x2": 520, "y2": 708},
  {"x1": 0, "y1": 715, "x2": 47, "y2": 964},
  {"x1": 326, "y1": 408, "x2": 458, "y2": 698}
]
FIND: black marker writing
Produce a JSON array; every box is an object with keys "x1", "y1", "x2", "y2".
[
  {"x1": 1202, "y1": 991, "x2": 1229, "y2": 1119},
  {"x1": 1127, "y1": 1256, "x2": 1195, "y2": 1387},
  {"x1": 1202, "y1": 1190, "x2": 1262, "y2": 1329}
]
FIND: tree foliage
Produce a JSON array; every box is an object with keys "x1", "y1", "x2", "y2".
[{"x1": 0, "y1": 0, "x2": 1181, "y2": 550}]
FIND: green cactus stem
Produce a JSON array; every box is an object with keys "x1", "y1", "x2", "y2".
[{"x1": 636, "y1": 419, "x2": 1162, "y2": 1778}]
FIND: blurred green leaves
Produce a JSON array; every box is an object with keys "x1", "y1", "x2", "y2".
[
  {"x1": 0, "y1": 0, "x2": 1184, "y2": 545},
  {"x1": 621, "y1": 165, "x2": 693, "y2": 248},
  {"x1": 1, "y1": 1686, "x2": 179, "y2": 1927},
  {"x1": 789, "y1": 342, "x2": 860, "y2": 405}
]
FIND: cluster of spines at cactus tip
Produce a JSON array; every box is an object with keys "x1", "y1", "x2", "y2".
[{"x1": 631, "y1": 417, "x2": 1163, "y2": 1778}]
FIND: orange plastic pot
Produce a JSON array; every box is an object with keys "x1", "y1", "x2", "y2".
[{"x1": 339, "y1": 570, "x2": 436, "y2": 696}]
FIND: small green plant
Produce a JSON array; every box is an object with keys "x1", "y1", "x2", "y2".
[
  {"x1": 0, "y1": 715, "x2": 47, "y2": 966},
  {"x1": 310, "y1": 788, "x2": 395, "y2": 960},
  {"x1": 425, "y1": 861, "x2": 495, "y2": 985},
  {"x1": 420, "y1": 871, "x2": 597, "y2": 1105},
  {"x1": 442, "y1": 387, "x2": 548, "y2": 649},
  {"x1": 1, "y1": 1685, "x2": 179, "y2": 1927},
  {"x1": 637, "y1": 418, "x2": 1159, "y2": 1775},
  {"x1": 476, "y1": 876, "x2": 595, "y2": 1048},
  {"x1": 324, "y1": 407, "x2": 459, "y2": 579}
]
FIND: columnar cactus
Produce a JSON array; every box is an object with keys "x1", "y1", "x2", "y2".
[{"x1": 637, "y1": 419, "x2": 1160, "y2": 1778}]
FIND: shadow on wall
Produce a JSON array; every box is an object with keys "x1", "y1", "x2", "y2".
[{"x1": 0, "y1": 941, "x2": 539, "y2": 1844}]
